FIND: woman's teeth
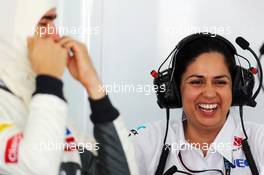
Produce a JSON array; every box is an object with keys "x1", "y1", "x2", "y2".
[{"x1": 198, "y1": 104, "x2": 218, "y2": 112}]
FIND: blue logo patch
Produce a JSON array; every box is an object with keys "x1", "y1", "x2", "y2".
[
  {"x1": 128, "y1": 125, "x2": 146, "y2": 137},
  {"x1": 66, "y1": 128, "x2": 71, "y2": 136},
  {"x1": 137, "y1": 125, "x2": 146, "y2": 130},
  {"x1": 230, "y1": 159, "x2": 249, "y2": 168}
]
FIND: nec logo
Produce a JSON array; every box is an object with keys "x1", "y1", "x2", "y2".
[{"x1": 230, "y1": 159, "x2": 249, "y2": 168}]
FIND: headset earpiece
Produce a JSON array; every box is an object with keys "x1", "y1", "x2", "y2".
[
  {"x1": 154, "y1": 68, "x2": 181, "y2": 108},
  {"x1": 232, "y1": 65, "x2": 256, "y2": 107}
]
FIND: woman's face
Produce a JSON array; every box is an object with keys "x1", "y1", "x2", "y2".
[{"x1": 180, "y1": 52, "x2": 232, "y2": 131}]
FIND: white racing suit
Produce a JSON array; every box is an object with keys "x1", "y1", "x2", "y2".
[
  {"x1": 0, "y1": 77, "x2": 138, "y2": 175},
  {"x1": 129, "y1": 112, "x2": 264, "y2": 175},
  {"x1": 0, "y1": 0, "x2": 138, "y2": 174}
]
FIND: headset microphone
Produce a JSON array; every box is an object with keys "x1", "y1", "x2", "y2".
[{"x1": 236, "y1": 37, "x2": 250, "y2": 50}]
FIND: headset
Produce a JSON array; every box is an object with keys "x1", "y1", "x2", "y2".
[{"x1": 152, "y1": 33, "x2": 263, "y2": 175}]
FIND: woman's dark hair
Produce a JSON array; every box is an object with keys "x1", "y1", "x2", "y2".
[{"x1": 174, "y1": 37, "x2": 237, "y2": 89}]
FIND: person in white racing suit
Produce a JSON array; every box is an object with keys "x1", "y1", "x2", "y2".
[
  {"x1": 129, "y1": 112, "x2": 264, "y2": 175},
  {"x1": 89, "y1": 34, "x2": 264, "y2": 175},
  {"x1": 0, "y1": 0, "x2": 138, "y2": 175}
]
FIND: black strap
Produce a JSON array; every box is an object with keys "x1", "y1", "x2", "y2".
[
  {"x1": 223, "y1": 158, "x2": 231, "y2": 175},
  {"x1": 242, "y1": 139, "x2": 259, "y2": 175},
  {"x1": 155, "y1": 108, "x2": 171, "y2": 175},
  {"x1": 155, "y1": 144, "x2": 171, "y2": 175}
]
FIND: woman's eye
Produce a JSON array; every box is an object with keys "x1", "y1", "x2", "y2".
[
  {"x1": 214, "y1": 80, "x2": 227, "y2": 85},
  {"x1": 189, "y1": 80, "x2": 203, "y2": 85}
]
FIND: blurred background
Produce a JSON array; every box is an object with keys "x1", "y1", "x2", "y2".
[{"x1": 57, "y1": 0, "x2": 264, "y2": 135}]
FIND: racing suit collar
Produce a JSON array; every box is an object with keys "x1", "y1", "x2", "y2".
[
  {"x1": 171, "y1": 112, "x2": 238, "y2": 164},
  {"x1": 210, "y1": 114, "x2": 238, "y2": 163},
  {"x1": 168, "y1": 116, "x2": 188, "y2": 155}
]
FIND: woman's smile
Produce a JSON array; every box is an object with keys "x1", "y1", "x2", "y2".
[{"x1": 197, "y1": 103, "x2": 218, "y2": 117}]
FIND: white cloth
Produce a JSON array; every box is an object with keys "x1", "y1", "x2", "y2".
[
  {"x1": 129, "y1": 112, "x2": 264, "y2": 175},
  {"x1": 0, "y1": 0, "x2": 56, "y2": 104},
  {"x1": 0, "y1": 88, "x2": 136, "y2": 175},
  {"x1": 0, "y1": 89, "x2": 68, "y2": 175}
]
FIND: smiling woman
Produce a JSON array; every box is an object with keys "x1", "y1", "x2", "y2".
[
  {"x1": 180, "y1": 52, "x2": 232, "y2": 154},
  {"x1": 124, "y1": 33, "x2": 264, "y2": 175},
  {"x1": 176, "y1": 38, "x2": 235, "y2": 155}
]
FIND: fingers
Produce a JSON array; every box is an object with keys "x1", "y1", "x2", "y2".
[
  {"x1": 27, "y1": 37, "x2": 34, "y2": 51},
  {"x1": 59, "y1": 36, "x2": 74, "y2": 47},
  {"x1": 59, "y1": 37, "x2": 79, "y2": 56},
  {"x1": 64, "y1": 42, "x2": 78, "y2": 52},
  {"x1": 59, "y1": 36, "x2": 83, "y2": 50}
]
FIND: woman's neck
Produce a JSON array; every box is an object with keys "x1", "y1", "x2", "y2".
[{"x1": 183, "y1": 120, "x2": 222, "y2": 156}]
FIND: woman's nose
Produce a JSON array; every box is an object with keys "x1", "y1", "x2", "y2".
[{"x1": 202, "y1": 83, "x2": 217, "y2": 98}]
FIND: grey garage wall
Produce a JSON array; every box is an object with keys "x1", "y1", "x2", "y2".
[{"x1": 61, "y1": 0, "x2": 264, "y2": 134}]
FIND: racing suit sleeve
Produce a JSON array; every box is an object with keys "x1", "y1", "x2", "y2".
[
  {"x1": 0, "y1": 75, "x2": 67, "y2": 175},
  {"x1": 79, "y1": 96, "x2": 139, "y2": 175}
]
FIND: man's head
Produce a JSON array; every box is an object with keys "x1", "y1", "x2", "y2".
[
  {"x1": 36, "y1": 8, "x2": 59, "y2": 40},
  {"x1": 0, "y1": 0, "x2": 57, "y2": 104}
]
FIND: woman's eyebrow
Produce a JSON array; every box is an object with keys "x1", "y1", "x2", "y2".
[
  {"x1": 185, "y1": 74, "x2": 231, "y2": 80},
  {"x1": 214, "y1": 75, "x2": 231, "y2": 80},
  {"x1": 185, "y1": 74, "x2": 204, "y2": 80}
]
